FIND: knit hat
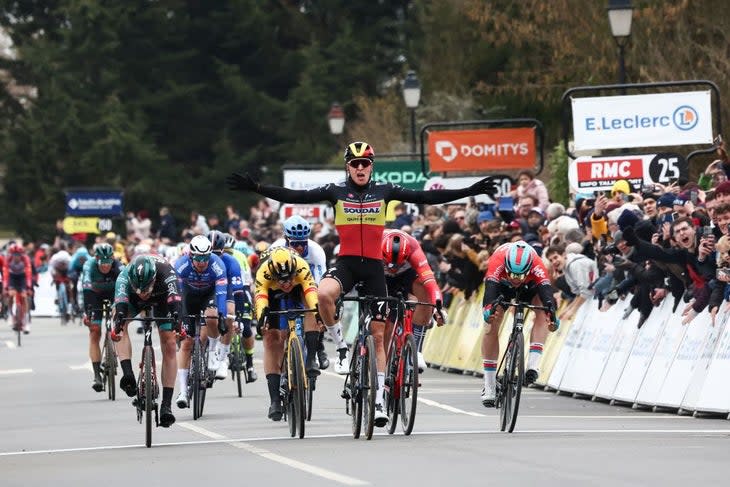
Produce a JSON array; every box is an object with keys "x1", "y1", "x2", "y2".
[
  {"x1": 617, "y1": 208, "x2": 641, "y2": 230},
  {"x1": 477, "y1": 210, "x2": 495, "y2": 223},
  {"x1": 657, "y1": 193, "x2": 676, "y2": 208}
]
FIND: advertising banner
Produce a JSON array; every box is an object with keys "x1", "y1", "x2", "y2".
[
  {"x1": 65, "y1": 190, "x2": 123, "y2": 217},
  {"x1": 572, "y1": 90, "x2": 713, "y2": 151},
  {"x1": 62, "y1": 217, "x2": 112, "y2": 235},
  {"x1": 428, "y1": 127, "x2": 536, "y2": 172},
  {"x1": 568, "y1": 153, "x2": 688, "y2": 193}
]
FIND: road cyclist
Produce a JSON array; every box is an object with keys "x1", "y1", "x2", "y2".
[
  {"x1": 271, "y1": 215, "x2": 330, "y2": 369},
  {"x1": 111, "y1": 254, "x2": 182, "y2": 428},
  {"x1": 381, "y1": 229, "x2": 447, "y2": 371},
  {"x1": 254, "y1": 246, "x2": 320, "y2": 422},
  {"x1": 81, "y1": 243, "x2": 122, "y2": 392},
  {"x1": 208, "y1": 230, "x2": 257, "y2": 382},
  {"x1": 480, "y1": 241, "x2": 559, "y2": 407},
  {"x1": 2, "y1": 243, "x2": 33, "y2": 335},
  {"x1": 227, "y1": 140, "x2": 497, "y2": 427},
  {"x1": 173, "y1": 235, "x2": 229, "y2": 409}
]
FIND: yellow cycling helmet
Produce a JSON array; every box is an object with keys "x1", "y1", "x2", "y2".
[{"x1": 266, "y1": 247, "x2": 297, "y2": 281}]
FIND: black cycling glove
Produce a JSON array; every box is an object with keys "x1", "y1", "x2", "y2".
[{"x1": 226, "y1": 172, "x2": 259, "y2": 192}]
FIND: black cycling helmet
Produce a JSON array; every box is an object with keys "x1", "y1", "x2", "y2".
[{"x1": 208, "y1": 230, "x2": 226, "y2": 253}]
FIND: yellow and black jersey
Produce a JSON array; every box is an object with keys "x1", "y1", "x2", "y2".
[{"x1": 254, "y1": 249, "x2": 317, "y2": 321}]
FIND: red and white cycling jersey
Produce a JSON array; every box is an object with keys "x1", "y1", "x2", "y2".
[
  {"x1": 3, "y1": 253, "x2": 32, "y2": 289},
  {"x1": 484, "y1": 243, "x2": 551, "y2": 287},
  {"x1": 383, "y1": 229, "x2": 442, "y2": 305}
]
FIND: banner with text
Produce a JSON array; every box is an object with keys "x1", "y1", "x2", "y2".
[
  {"x1": 65, "y1": 190, "x2": 123, "y2": 217},
  {"x1": 428, "y1": 127, "x2": 536, "y2": 172},
  {"x1": 568, "y1": 153, "x2": 688, "y2": 193},
  {"x1": 572, "y1": 90, "x2": 713, "y2": 151}
]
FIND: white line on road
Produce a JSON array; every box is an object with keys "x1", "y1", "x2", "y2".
[
  {"x1": 2, "y1": 428, "x2": 730, "y2": 458},
  {"x1": 178, "y1": 422, "x2": 369, "y2": 486},
  {"x1": 418, "y1": 397, "x2": 486, "y2": 417},
  {"x1": 0, "y1": 368, "x2": 33, "y2": 375},
  {"x1": 4, "y1": 340, "x2": 16, "y2": 349},
  {"x1": 69, "y1": 361, "x2": 92, "y2": 371}
]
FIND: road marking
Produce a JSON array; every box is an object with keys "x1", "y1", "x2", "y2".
[
  {"x1": 5, "y1": 340, "x2": 16, "y2": 349},
  {"x1": 69, "y1": 361, "x2": 92, "y2": 371},
  {"x1": 418, "y1": 397, "x2": 486, "y2": 417},
  {"x1": 178, "y1": 422, "x2": 368, "y2": 486},
  {"x1": 0, "y1": 368, "x2": 33, "y2": 375},
  {"x1": 2, "y1": 428, "x2": 730, "y2": 457}
]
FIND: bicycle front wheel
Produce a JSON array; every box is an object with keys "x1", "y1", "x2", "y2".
[
  {"x1": 144, "y1": 347, "x2": 153, "y2": 448},
  {"x1": 307, "y1": 375, "x2": 315, "y2": 422},
  {"x1": 384, "y1": 343, "x2": 399, "y2": 435},
  {"x1": 192, "y1": 339, "x2": 203, "y2": 420},
  {"x1": 288, "y1": 339, "x2": 306, "y2": 439},
  {"x1": 362, "y1": 335, "x2": 377, "y2": 441},
  {"x1": 399, "y1": 334, "x2": 419, "y2": 435},
  {"x1": 349, "y1": 340, "x2": 362, "y2": 439},
  {"x1": 500, "y1": 331, "x2": 524, "y2": 433},
  {"x1": 105, "y1": 332, "x2": 117, "y2": 401}
]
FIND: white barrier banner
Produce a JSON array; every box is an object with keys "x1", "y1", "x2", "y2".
[
  {"x1": 635, "y1": 301, "x2": 688, "y2": 407},
  {"x1": 31, "y1": 271, "x2": 58, "y2": 317},
  {"x1": 693, "y1": 313, "x2": 730, "y2": 413},
  {"x1": 680, "y1": 314, "x2": 726, "y2": 413},
  {"x1": 655, "y1": 311, "x2": 712, "y2": 409},
  {"x1": 559, "y1": 301, "x2": 622, "y2": 396},
  {"x1": 612, "y1": 297, "x2": 671, "y2": 404},
  {"x1": 593, "y1": 300, "x2": 640, "y2": 400},
  {"x1": 572, "y1": 91, "x2": 713, "y2": 151},
  {"x1": 546, "y1": 299, "x2": 591, "y2": 390}
]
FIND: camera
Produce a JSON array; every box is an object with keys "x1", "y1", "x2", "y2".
[{"x1": 600, "y1": 243, "x2": 620, "y2": 256}]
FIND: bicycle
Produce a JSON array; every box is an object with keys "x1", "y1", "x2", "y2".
[
  {"x1": 265, "y1": 307, "x2": 317, "y2": 439},
  {"x1": 340, "y1": 292, "x2": 400, "y2": 440},
  {"x1": 8, "y1": 291, "x2": 26, "y2": 347},
  {"x1": 185, "y1": 313, "x2": 215, "y2": 420},
  {"x1": 492, "y1": 297, "x2": 552, "y2": 433},
  {"x1": 229, "y1": 309, "x2": 252, "y2": 398},
  {"x1": 56, "y1": 279, "x2": 70, "y2": 325},
  {"x1": 114, "y1": 310, "x2": 171, "y2": 448},
  {"x1": 96, "y1": 300, "x2": 117, "y2": 401},
  {"x1": 384, "y1": 297, "x2": 441, "y2": 435}
]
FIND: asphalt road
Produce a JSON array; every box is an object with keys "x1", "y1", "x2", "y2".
[{"x1": 1, "y1": 317, "x2": 729, "y2": 487}]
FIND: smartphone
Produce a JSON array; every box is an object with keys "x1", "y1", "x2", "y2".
[
  {"x1": 643, "y1": 183, "x2": 656, "y2": 194},
  {"x1": 714, "y1": 134, "x2": 724, "y2": 146},
  {"x1": 717, "y1": 268, "x2": 730, "y2": 280},
  {"x1": 498, "y1": 196, "x2": 514, "y2": 212},
  {"x1": 671, "y1": 211, "x2": 680, "y2": 221},
  {"x1": 703, "y1": 226, "x2": 713, "y2": 237},
  {"x1": 690, "y1": 190, "x2": 698, "y2": 205}
]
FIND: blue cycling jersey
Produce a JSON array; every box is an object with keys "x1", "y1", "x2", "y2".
[
  {"x1": 217, "y1": 252, "x2": 244, "y2": 296},
  {"x1": 174, "y1": 253, "x2": 227, "y2": 315}
]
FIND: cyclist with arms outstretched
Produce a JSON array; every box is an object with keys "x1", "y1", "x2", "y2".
[
  {"x1": 480, "y1": 241, "x2": 559, "y2": 407},
  {"x1": 228, "y1": 141, "x2": 497, "y2": 427}
]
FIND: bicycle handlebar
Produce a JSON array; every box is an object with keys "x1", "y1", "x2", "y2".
[
  {"x1": 266, "y1": 308, "x2": 318, "y2": 321},
  {"x1": 494, "y1": 297, "x2": 552, "y2": 313}
]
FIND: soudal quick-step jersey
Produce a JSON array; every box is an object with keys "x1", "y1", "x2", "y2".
[{"x1": 254, "y1": 179, "x2": 482, "y2": 260}]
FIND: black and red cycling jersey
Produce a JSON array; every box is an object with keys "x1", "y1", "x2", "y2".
[
  {"x1": 482, "y1": 243, "x2": 554, "y2": 311},
  {"x1": 3, "y1": 253, "x2": 33, "y2": 290},
  {"x1": 253, "y1": 179, "x2": 480, "y2": 260},
  {"x1": 383, "y1": 229, "x2": 442, "y2": 305}
]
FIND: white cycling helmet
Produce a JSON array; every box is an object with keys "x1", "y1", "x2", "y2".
[{"x1": 189, "y1": 235, "x2": 212, "y2": 256}]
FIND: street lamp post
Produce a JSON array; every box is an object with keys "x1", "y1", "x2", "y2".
[
  {"x1": 402, "y1": 71, "x2": 421, "y2": 155},
  {"x1": 607, "y1": 0, "x2": 634, "y2": 86},
  {"x1": 327, "y1": 102, "x2": 345, "y2": 152}
]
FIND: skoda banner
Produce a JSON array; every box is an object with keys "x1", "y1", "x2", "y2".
[
  {"x1": 571, "y1": 90, "x2": 713, "y2": 151},
  {"x1": 65, "y1": 190, "x2": 124, "y2": 217}
]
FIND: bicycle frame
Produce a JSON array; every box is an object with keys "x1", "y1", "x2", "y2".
[
  {"x1": 385, "y1": 298, "x2": 438, "y2": 435},
  {"x1": 120, "y1": 310, "x2": 169, "y2": 448},
  {"x1": 267, "y1": 308, "x2": 316, "y2": 439},
  {"x1": 493, "y1": 299, "x2": 551, "y2": 433}
]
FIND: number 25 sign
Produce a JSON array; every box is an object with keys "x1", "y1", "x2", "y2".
[{"x1": 568, "y1": 153, "x2": 688, "y2": 193}]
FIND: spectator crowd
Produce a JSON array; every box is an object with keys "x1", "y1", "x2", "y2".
[{"x1": 7, "y1": 143, "x2": 730, "y2": 334}]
